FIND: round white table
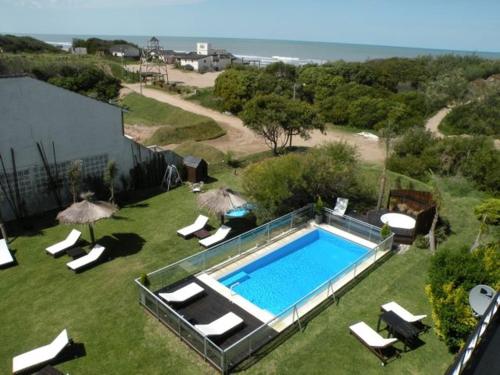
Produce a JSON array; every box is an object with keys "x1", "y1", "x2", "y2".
[{"x1": 380, "y1": 213, "x2": 416, "y2": 230}]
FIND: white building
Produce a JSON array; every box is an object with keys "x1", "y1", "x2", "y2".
[
  {"x1": 110, "y1": 44, "x2": 140, "y2": 58},
  {"x1": 178, "y1": 42, "x2": 233, "y2": 72},
  {"x1": 0, "y1": 76, "x2": 165, "y2": 221}
]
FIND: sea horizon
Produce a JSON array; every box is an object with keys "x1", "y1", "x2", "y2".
[{"x1": 8, "y1": 32, "x2": 500, "y2": 64}]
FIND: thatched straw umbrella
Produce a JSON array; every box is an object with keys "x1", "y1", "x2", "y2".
[
  {"x1": 56, "y1": 192, "x2": 118, "y2": 244},
  {"x1": 197, "y1": 187, "x2": 247, "y2": 223}
]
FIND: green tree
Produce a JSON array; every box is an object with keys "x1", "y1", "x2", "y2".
[
  {"x1": 240, "y1": 94, "x2": 290, "y2": 155},
  {"x1": 425, "y1": 69, "x2": 469, "y2": 108},
  {"x1": 471, "y1": 198, "x2": 500, "y2": 251},
  {"x1": 284, "y1": 99, "x2": 322, "y2": 148},
  {"x1": 428, "y1": 173, "x2": 444, "y2": 254},
  {"x1": 242, "y1": 142, "x2": 364, "y2": 220},
  {"x1": 297, "y1": 66, "x2": 344, "y2": 102},
  {"x1": 67, "y1": 160, "x2": 82, "y2": 203},
  {"x1": 214, "y1": 68, "x2": 258, "y2": 113},
  {"x1": 376, "y1": 104, "x2": 406, "y2": 210},
  {"x1": 103, "y1": 160, "x2": 118, "y2": 204}
]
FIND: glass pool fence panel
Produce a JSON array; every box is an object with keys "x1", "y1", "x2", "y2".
[
  {"x1": 147, "y1": 205, "x2": 314, "y2": 292},
  {"x1": 135, "y1": 280, "x2": 224, "y2": 370},
  {"x1": 223, "y1": 322, "x2": 278, "y2": 372},
  {"x1": 323, "y1": 208, "x2": 382, "y2": 243},
  {"x1": 222, "y1": 220, "x2": 391, "y2": 372}
]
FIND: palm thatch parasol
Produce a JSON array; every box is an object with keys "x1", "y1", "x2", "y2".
[
  {"x1": 197, "y1": 187, "x2": 247, "y2": 222},
  {"x1": 57, "y1": 192, "x2": 118, "y2": 244}
]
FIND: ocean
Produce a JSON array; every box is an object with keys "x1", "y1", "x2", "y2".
[{"x1": 23, "y1": 33, "x2": 500, "y2": 65}]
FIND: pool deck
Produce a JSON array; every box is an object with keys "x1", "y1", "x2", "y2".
[
  {"x1": 196, "y1": 222, "x2": 389, "y2": 332},
  {"x1": 155, "y1": 276, "x2": 274, "y2": 349}
]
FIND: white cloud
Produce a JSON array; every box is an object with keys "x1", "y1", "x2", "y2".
[{"x1": 1, "y1": 0, "x2": 204, "y2": 8}]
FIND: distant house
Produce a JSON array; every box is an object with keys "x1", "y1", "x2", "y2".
[
  {"x1": 71, "y1": 47, "x2": 87, "y2": 55},
  {"x1": 110, "y1": 44, "x2": 140, "y2": 58},
  {"x1": 177, "y1": 42, "x2": 234, "y2": 72},
  {"x1": 0, "y1": 76, "x2": 170, "y2": 221}
]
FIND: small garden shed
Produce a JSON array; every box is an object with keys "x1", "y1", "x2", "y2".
[{"x1": 183, "y1": 155, "x2": 208, "y2": 183}]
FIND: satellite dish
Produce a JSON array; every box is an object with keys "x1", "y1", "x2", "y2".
[{"x1": 469, "y1": 285, "x2": 496, "y2": 316}]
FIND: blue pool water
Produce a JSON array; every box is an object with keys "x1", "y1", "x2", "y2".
[{"x1": 219, "y1": 229, "x2": 370, "y2": 315}]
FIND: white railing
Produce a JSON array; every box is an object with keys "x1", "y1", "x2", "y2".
[{"x1": 448, "y1": 292, "x2": 500, "y2": 375}]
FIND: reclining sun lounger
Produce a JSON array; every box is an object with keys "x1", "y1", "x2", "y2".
[
  {"x1": 332, "y1": 197, "x2": 349, "y2": 216},
  {"x1": 45, "y1": 229, "x2": 81, "y2": 257},
  {"x1": 195, "y1": 312, "x2": 244, "y2": 337},
  {"x1": 381, "y1": 301, "x2": 427, "y2": 323},
  {"x1": 12, "y1": 329, "x2": 72, "y2": 374},
  {"x1": 349, "y1": 321, "x2": 398, "y2": 365},
  {"x1": 159, "y1": 282, "x2": 204, "y2": 303},
  {"x1": 0, "y1": 238, "x2": 15, "y2": 267},
  {"x1": 177, "y1": 215, "x2": 209, "y2": 238},
  {"x1": 66, "y1": 244, "x2": 105, "y2": 272},
  {"x1": 199, "y1": 225, "x2": 231, "y2": 248}
]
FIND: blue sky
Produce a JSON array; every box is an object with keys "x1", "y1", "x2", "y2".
[{"x1": 0, "y1": 0, "x2": 499, "y2": 52}]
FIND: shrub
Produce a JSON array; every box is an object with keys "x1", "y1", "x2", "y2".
[
  {"x1": 139, "y1": 273, "x2": 150, "y2": 287},
  {"x1": 314, "y1": 196, "x2": 324, "y2": 215},
  {"x1": 426, "y1": 244, "x2": 500, "y2": 352},
  {"x1": 242, "y1": 142, "x2": 370, "y2": 221},
  {"x1": 440, "y1": 92, "x2": 500, "y2": 137},
  {"x1": 380, "y1": 223, "x2": 391, "y2": 239}
]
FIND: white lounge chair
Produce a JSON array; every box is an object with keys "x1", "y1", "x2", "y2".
[
  {"x1": 159, "y1": 282, "x2": 204, "y2": 303},
  {"x1": 381, "y1": 301, "x2": 427, "y2": 323},
  {"x1": 0, "y1": 238, "x2": 14, "y2": 267},
  {"x1": 332, "y1": 197, "x2": 349, "y2": 216},
  {"x1": 349, "y1": 321, "x2": 398, "y2": 365},
  {"x1": 45, "y1": 229, "x2": 81, "y2": 256},
  {"x1": 177, "y1": 215, "x2": 209, "y2": 238},
  {"x1": 12, "y1": 329, "x2": 72, "y2": 374},
  {"x1": 199, "y1": 225, "x2": 231, "y2": 248},
  {"x1": 66, "y1": 244, "x2": 105, "y2": 272},
  {"x1": 195, "y1": 312, "x2": 244, "y2": 336}
]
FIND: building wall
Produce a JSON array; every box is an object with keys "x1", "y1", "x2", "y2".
[
  {"x1": 0, "y1": 76, "x2": 154, "y2": 221},
  {"x1": 197, "y1": 42, "x2": 213, "y2": 56}
]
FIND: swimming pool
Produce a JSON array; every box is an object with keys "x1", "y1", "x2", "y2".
[{"x1": 219, "y1": 228, "x2": 371, "y2": 315}]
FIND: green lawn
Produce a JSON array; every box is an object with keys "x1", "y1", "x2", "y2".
[
  {"x1": 121, "y1": 93, "x2": 225, "y2": 145},
  {"x1": 186, "y1": 87, "x2": 224, "y2": 112},
  {"x1": 174, "y1": 142, "x2": 226, "y2": 164},
  {"x1": 0, "y1": 167, "x2": 459, "y2": 375}
]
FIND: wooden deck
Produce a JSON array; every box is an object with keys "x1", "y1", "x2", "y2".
[{"x1": 156, "y1": 276, "x2": 277, "y2": 349}]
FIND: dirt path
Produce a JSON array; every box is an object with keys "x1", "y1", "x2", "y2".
[
  {"x1": 425, "y1": 106, "x2": 500, "y2": 149},
  {"x1": 123, "y1": 83, "x2": 385, "y2": 163},
  {"x1": 125, "y1": 65, "x2": 221, "y2": 88},
  {"x1": 425, "y1": 107, "x2": 451, "y2": 138}
]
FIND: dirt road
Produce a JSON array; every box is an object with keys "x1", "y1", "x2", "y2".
[
  {"x1": 425, "y1": 107, "x2": 451, "y2": 138},
  {"x1": 125, "y1": 65, "x2": 221, "y2": 88},
  {"x1": 123, "y1": 83, "x2": 386, "y2": 164},
  {"x1": 425, "y1": 106, "x2": 499, "y2": 149}
]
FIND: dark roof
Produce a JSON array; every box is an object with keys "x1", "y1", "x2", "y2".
[
  {"x1": 183, "y1": 155, "x2": 205, "y2": 168},
  {"x1": 109, "y1": 44, "x2": 139, "y2": 53},
  {"x1": 178, "y1": 53, "x2": 209, "y2": 61},
  {"x1": 150, "y1": 36, "x2": 159, "y2": 42}
]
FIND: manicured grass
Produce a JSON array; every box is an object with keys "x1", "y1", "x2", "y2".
[
  {"x1": 0, "y1": 167, "x2": 463, "y2": 375},
  {"x1": 0, "y1": 170, "x2": 237, "y2": 375},
  {"x1": 122, "y1": 93, "x2": 225, "y2": 145},
  {"x1": 174, "y1": 142, "x2": 226, "y2": 164},
  {"x1": 240, "y1": 250, "x2": 453, "y2": 375}
]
